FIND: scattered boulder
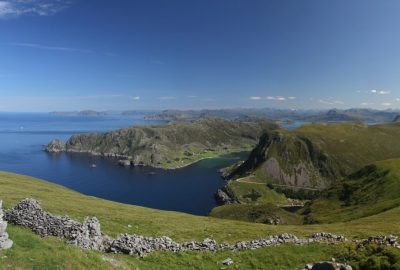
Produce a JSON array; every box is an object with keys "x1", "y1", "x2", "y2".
[
  {"x1": 0, "y1": 200, "x2": 12, "y2": 250},
  {"x1": 222, "y1": 258, "x2": 233, "y2": 265},
  {"x1": 266, "y1": 216, "x2": 281, "y2": 225},
  {"x1": 44, "y1": 139, "x2": 66, "y2": 153},
  {"x1": 301, "y1": 261, "x2": 352, "y2": 270},
  {"x1": 118, "y1": 160, "x2": 132, "y2": 167}
]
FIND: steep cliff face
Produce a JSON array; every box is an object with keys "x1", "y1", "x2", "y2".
[
  {"x1": 46, "y1": 117, "x2": 278, "y2": 169},
  {"x1": 230, "y1": 131, "x2": 342, "y2": 189},
  {"x1": 229, "y1": 122, "x2": 400, "y2": 190}
]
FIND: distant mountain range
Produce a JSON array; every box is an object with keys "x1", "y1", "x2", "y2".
[
  {"x1": 144, "y1": 108, "x2": 400, "y2": 124},
  {"x1": 49, "y1": 108, "x2": 400, "y2": 125}
]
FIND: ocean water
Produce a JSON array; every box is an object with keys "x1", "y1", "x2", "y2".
[{"x1": 0, "y1": 113, "x2": 247, "y2": 215}]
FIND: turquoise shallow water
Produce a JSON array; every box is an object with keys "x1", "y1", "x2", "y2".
[{"x1": 0, "y1": 113, "x2": 247, "y2": 215}]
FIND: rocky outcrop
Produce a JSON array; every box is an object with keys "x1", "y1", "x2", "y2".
[
  {"x1": 118, "y1": 160, "x2": 132, "y2": 167},
  {"x1": 0, "y1": 200, "x2": 12, "y2": 250},
  {"x1": 44, "y1": 139, "x2": 66, "y2": 153},
  {"x1": 214, "y1": 186, "x2": 238, "y2": 205}
]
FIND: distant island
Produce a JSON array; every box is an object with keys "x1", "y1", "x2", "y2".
[{"x1": 49, "y1": 110, "x2": 108, "y2": 116}]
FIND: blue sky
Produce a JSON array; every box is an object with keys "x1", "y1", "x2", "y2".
[{"x1": 1, "y1": 0, "x2": 400, "y2": 111}]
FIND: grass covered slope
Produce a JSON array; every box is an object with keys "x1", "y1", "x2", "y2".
[
  {"x1": 227, "y1": 180, "x2": 289, "y2": 205},
  {"x1": 230, "y1": 122, "x2": 400, "y2": 189},
  {"x1": 211, "y1": 180, "x2": 303, "y2": 225},
  {"x1": 210, "y1": 203, "x2": 303, "y2": 225},
  {"x1": 1, "y1": 171, "x2": 400, "y2": 269},
  {"x1": 46, "y1": 117, "x2": 277, "y2": 169},
  {"x1": 303, "y1": 158, "x2": 400, "y2": 224}
]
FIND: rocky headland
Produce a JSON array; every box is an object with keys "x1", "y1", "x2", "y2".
[{"x1": 44, "y1": 117, "x2": 278, "y2": 169}]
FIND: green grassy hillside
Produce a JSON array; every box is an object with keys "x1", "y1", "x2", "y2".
[
  {"x1": 46, "y1": 117, "x2": 277, "y2": 169},
  {"x1": 1, "y1": 171, "x2": 400, "y2": 269},
  {"x1": 230, "y1": 122, "x2": 400, "y2": 189},
  {"x1": 303, "y1": 158, "x2": 400, "y2": 224},
  {"x1": 210, "y1": 203, "x2": 303, "y2": 225}
]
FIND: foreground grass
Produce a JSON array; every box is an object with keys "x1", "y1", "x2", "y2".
[{"x1": 0, "y1": 171, "x2": 400, "y2": 269}]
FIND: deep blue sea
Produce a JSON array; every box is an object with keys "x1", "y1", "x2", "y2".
[{"x1": 0, "y1": 113, "x2": 247, "y2": 215}]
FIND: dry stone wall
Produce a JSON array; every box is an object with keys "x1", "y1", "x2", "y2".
[{"x1": 3, "y1": 198, "x2": 400, "y2": 258}]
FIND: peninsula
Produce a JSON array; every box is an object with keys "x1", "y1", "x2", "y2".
[{"x1": 45, "y1": 117, "x2": 278, "y2": 169}]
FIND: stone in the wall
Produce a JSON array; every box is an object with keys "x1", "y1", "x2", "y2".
[{"x1": 0, "y1": 200, "x2": 13, "y2": 250}]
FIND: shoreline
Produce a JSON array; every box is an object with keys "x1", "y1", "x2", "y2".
[{"x1": 47, "y1": 148, "x2": 251, "y2": 171}]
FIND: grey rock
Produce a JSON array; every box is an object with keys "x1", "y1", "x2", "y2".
[
  {"x1": 0, "y1": 200, "x2": 12, "y2": 250},
  {"x1": 303, "y1": 262, "x2": 352, "y2": 270},
  {"x1": 312, "y1": 262, "x2": 336, "y2": 270},
  {"x1": 0, "y1": 239, "x2": 13, "y2": 250},
  {"x1": 118, "y1": 160, "x2": 131, "y2": 167},
  {"x1": 305, "y1": 263, "x2": 313, "y2": 270},
  {"x1": 215, "y1": 187, "x2": 238, "y2": 205},
  {"x1": 0, "y1": 222, "x2": 6, "y2": 234},
  {"x1": 222, "y1": 258, "x2": 233, "y2": 265},
  {"x1": 44, "y1": 139, "x2": 66, "y2": 153},
  {"x1": 357, "y1": 235, "x2": 399, "y2": 248}
]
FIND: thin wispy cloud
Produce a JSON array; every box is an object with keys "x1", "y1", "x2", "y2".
[
  {"x1": 379, "y1": 90, "x2": 391, "y2": 95},
  {"x1": 158, "y1": 96, "x2": 176, "y2": 100},
  {"x1": 10, "y1": 42, "x2": 93, "y2": 53},
  {"x1": 132, "y1": 96, "x2": 140, "y2": 100},
  {"x1": 382, "y1": 102, "x2": 392, "y2": 107},
  {"x1": 265, "y1": 96, "x2": 295, "y2": 101},
  {"x1": 249, "y1": 96, "x2": 261, "y2": 100},
  {"x1": 0, "y1": 0, "x2": 71, "y2": 18},
  {"x1": 368, "y1": 89, "x2": 391, "y2": 95}
]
